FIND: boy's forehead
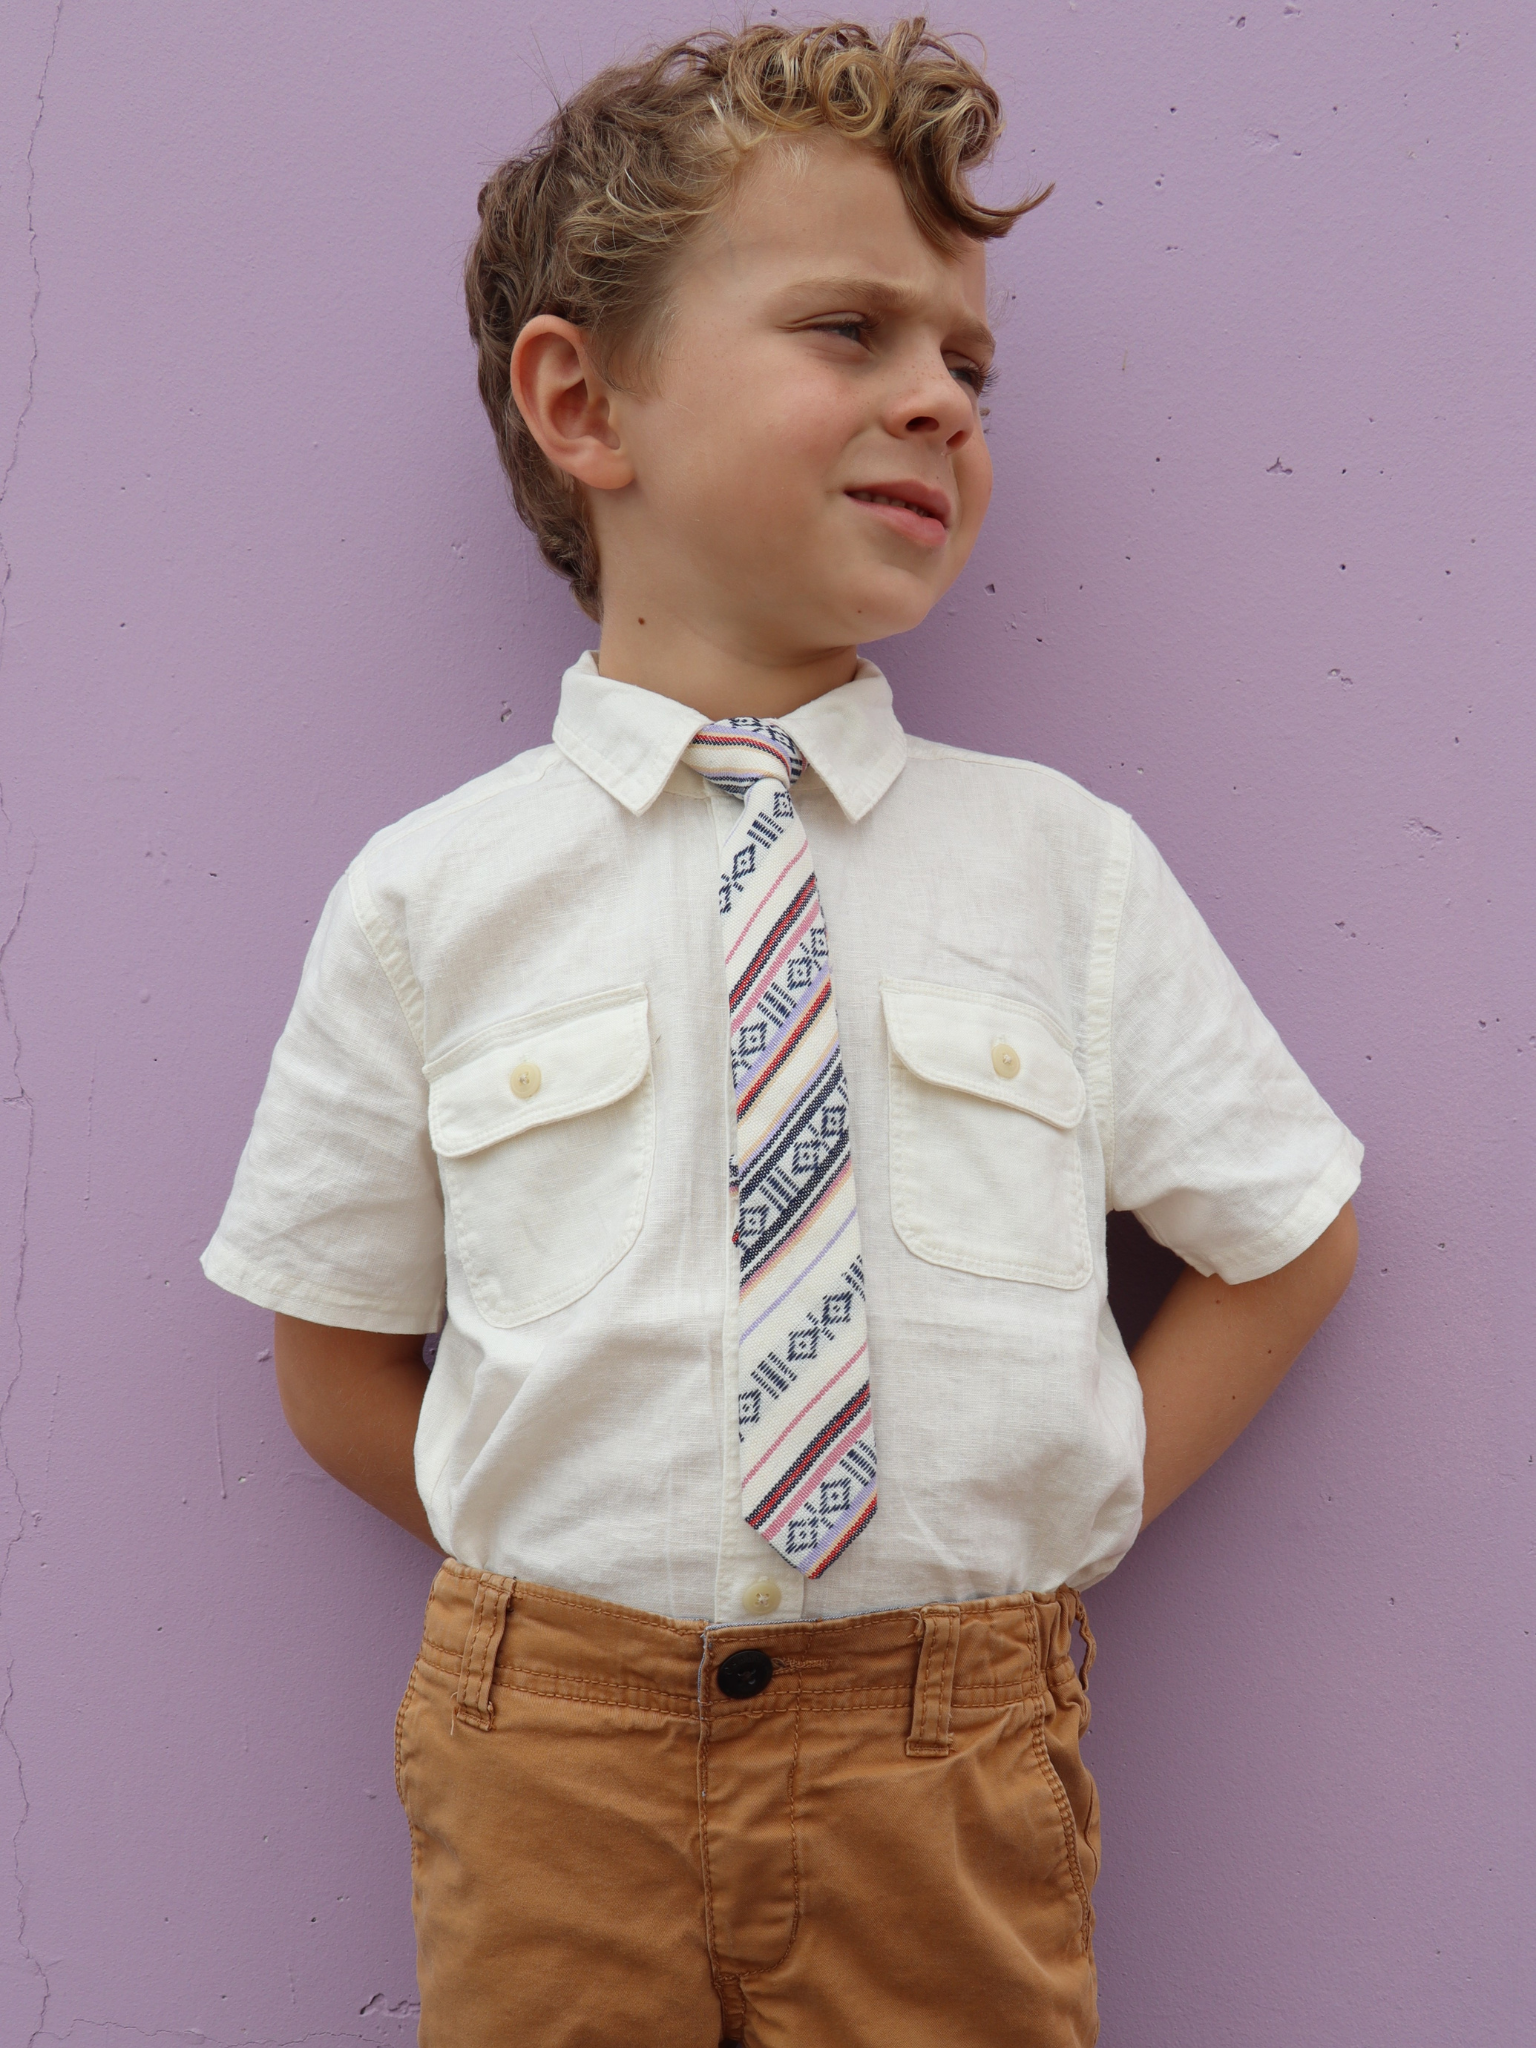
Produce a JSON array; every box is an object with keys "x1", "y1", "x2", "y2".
[{"x1": 692, "y1": 131, "x2": 990, "y2": 330}]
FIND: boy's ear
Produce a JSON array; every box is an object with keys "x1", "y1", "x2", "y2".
[{"x1": 509, "y1": 317, "x2": 633, "y2": 494}]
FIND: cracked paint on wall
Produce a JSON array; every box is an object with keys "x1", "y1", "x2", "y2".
[
  {"x1": 0, "y1": 3, "x2": 1532, "y2": 2043},
  {"x1": 2, "y1": 5, "x2": 65, "y2": 2037}
]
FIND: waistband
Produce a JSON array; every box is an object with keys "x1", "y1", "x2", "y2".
[{"x1": 417, "y1": 1562, "x2": 1094, "y2": 1759}]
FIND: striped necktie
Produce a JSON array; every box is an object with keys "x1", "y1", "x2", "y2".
[{"x1": 684, "y1": 717, "x2": 877, "y2": 1578}]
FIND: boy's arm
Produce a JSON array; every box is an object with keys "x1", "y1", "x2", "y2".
[
  {"x1": 273, "y1": 1314, "x2": 441, "y2": 1551},
  {"x1": 271, "y1": 1200, "x2": 1355, "y2": 1550},
  {"x1": 1131, "y1": 1200, "x2": 1358, "y2": 1526}
]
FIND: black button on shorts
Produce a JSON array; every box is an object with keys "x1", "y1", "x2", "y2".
[{"x1": 716, "y1": 1648, "x2": 774, "y2": 1699}]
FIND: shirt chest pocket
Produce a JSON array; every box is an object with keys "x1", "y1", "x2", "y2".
[
  {"x1": 882, "y1": 980, "x2": 1092, "y2": 1290},
  {"x1": 425, "y1": 985, "x2": 656, "y2": 1328}
]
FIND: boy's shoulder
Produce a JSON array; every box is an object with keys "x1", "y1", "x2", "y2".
[
  {"x1": 903, "y1": 730, "x2": 1114, "y2": 800},
  {"x1": 344, "y1": 724, "x2": 1138, "y2": 910},
  {"x1": 348, "y1": 736, "x2": 603, "y2": 879},
  {"x1": 898, "y1": 732, "x2": 1134, "y2": 853}
]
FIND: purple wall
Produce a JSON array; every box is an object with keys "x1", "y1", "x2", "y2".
[{"x1": 2, "y1": 3, "x2": 1530, "y2": 2040}]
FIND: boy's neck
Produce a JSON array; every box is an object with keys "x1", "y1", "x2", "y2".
[{"x1": 596, "y1": 610, "x2": 861, "y2": 724}]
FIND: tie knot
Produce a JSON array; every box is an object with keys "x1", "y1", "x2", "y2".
[{"x1": 685, "y1": 717, "x2": 805, "y2": 800}]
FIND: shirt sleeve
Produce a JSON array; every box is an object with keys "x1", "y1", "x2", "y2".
[
  {"x1": 200, "y1": 864, "x2": 446, "y2": 1333},
  {"x1": 1107, "y1": 819, "x2": 1362, "y2": 1285}
]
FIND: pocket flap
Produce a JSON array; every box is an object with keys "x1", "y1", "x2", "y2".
[
  {"x1": 880, "y1": 979, "x2": 1086, "y2": 1130},
  {"x1": 425, "y1": 985, "x2": 651, "y2": 1158}
]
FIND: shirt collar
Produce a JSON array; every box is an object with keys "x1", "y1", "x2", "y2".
[{"x1": 551, "y1": 651, "x2": 908, "y2": 822}]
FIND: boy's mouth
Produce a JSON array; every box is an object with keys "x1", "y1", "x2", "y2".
[{"x1": 844, "y1": 480, "x2": 951, "y2": 550}]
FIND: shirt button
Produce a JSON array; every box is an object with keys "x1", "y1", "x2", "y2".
[
  {"x1": 740, "y1": 1577, "x2": 782, "y2": 1616},
  {"x1": 992, "y1": 1042, "x2": 1021, "y2": 1080},
  {"x1": 509, "y1": 1062, "x2": 542, "y2": 1100}
]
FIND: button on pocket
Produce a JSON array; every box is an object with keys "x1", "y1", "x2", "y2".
[
  {"x1": 881, "y1": 980, "x2": 1092, "y2": 1289},
  {"x1": 426, "y1": 985, "x2": 655, "y2": 1328}
]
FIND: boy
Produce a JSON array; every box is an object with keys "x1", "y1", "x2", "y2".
[{"x1": 204, "y1": 21, "x2": 1361, "y2": 2046}]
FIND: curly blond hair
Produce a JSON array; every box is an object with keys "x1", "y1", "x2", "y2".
[{"x1": 464, "y1": 18, "x2": 1049, "y2": 619}]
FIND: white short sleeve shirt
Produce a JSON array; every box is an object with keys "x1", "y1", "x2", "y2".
[{"x1": 203, "y1": 656, "x2": 1362, "y2": 1623}]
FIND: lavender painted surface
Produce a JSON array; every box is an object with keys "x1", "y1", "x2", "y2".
[{"x1": 1, "y1": 2, "x2": 1530, "y2": 2040}]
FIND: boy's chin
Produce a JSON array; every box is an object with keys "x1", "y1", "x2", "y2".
[{"x1": 834, "y1": 578, "x2": 951, "y2": 645}]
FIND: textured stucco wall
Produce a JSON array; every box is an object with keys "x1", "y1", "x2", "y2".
[{"x1": 1, "y1": 3, "x2": 1531, "y2": 2041}]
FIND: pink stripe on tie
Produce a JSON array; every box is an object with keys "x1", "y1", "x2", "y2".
[
  {"x1": 760, "y1": 1413, "x2": 874, "y2": 1544},
  {"x1": 740, "y1": 1343, "x2": 868, "y2": 1488}
]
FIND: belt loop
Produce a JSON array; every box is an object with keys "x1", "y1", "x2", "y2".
[
  {"x1": 906, "y1": 1605, "x2": 961, "y2": 1758},
  {"x1": 452, "y1": 1571, "x2": 512, "y2": 1734}
]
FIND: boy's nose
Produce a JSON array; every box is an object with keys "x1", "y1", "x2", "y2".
[
  {"x1": 889, "y1": 365, "x2": 976, "y2": 446},
  {"x1": 899, "y1": 399, "x2": 975, "y2": 456}
]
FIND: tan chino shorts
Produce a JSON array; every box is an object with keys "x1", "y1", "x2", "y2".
[{"x1": 395, "y1": 1561, "x2": 1101, "y2": 2046}]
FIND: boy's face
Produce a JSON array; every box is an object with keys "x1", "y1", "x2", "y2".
[{"x1": 597, "y1": 131, "x2": 995, "y2": 661}]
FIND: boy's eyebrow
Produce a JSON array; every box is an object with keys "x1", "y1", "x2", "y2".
[{"x1": 780, "y1": 275, "x2": 995, "y2": 357}]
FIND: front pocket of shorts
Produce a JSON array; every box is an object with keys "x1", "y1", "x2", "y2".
[
  {"x1": 394, "y1": 1660, "x2": 421, "y2": 1813},
  {"x1": 882, "y1": 980, "x2": 1092, "y2": 1288},
  {"x1": 1030, "y1": 1695, "x2": 1098, "y2": 1938},
  {"x1": 1059, "y1": 1668, "x2": 1100, "y2": 1889},
  {"x1": 427, "y1": 985, "x2": 656, "y2": 1328}
]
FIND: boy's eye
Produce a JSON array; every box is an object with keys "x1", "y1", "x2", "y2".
[
  {"x1": 949, "y1": 360, "x2": 995, "y2": 396},
  {"x1": 804, "y1": 321, "x2": 995, "y2": 397},
  {"x1": 810, "y1": 318, "x2": 869, "y2": 345}
]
